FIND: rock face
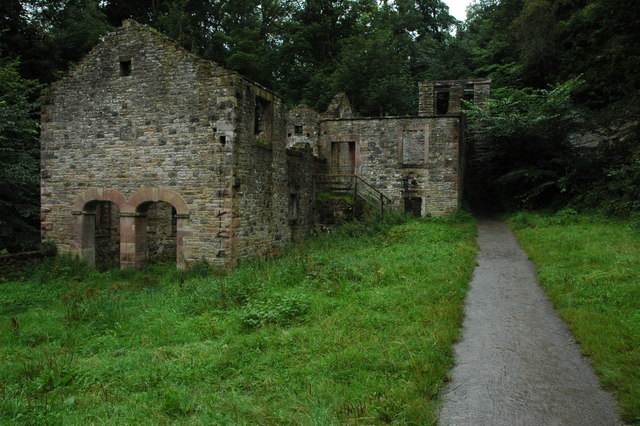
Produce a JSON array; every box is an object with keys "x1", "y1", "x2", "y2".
[{"x1": 41, "y1": 19, "x2": 489, "y2": 269}]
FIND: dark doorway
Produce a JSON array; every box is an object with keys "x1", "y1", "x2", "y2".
[
  {"x1": 404, "y1": 197, "x2": 422, "y2": 217},
  {"x1": 94, "y1": 201, "x2": 120, "y2": 270}
]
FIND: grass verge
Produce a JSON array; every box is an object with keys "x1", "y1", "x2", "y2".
[
  {"x1": 508, "y1": 210, "x2": 640, "y2": 423},
  {"x1": 0, "y1": 213, "x2": 477, "y2": 424}
]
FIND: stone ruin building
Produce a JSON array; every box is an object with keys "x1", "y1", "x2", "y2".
[{"x1": 40, "y1": 20, "x2": 490, "y2": 269}]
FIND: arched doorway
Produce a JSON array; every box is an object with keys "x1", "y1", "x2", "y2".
[
  {"x1": 129, "y1": 188, "x2": 190, "y2": 269},
  {"x1": 139, "y1": 201, "x2": 177, "y2": 264},
  {"x1": 72, "y1": 188, "x2": 189, "y2": 269},
  {"x1": 71, "y1": 188, "x2": 128, "y2": 268}
]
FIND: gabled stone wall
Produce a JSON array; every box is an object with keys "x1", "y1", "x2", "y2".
[
  {"x1": 286, "y1": 105, "x2": 320, "y2": 155},
  {"x1": 41, "y1": 20, "x2": 319, "y2": 268},
  {"x1": 41, "y1": 20, "x2": 238, "y2": 267}
]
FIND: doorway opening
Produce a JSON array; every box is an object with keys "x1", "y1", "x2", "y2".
[
  {"x1": 90, "y1": 201, "x2": 121, "y2": 270},
  {"x1": 140, "y1": 201, "x2": 178, "y2": 264},
  {"x1": 331, "y1": 141, "x2": 356, "y2": 175},
  {"x1": 404, "y1": 197, "x2": 422, "y2": 217}
]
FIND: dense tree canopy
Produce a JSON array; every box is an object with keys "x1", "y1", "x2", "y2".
[
  {"x1": 1, "y1": 0, "x2": 639, "y2": 249},
  {"x1": 0, "y1": 56, "x2": 40, "y2": 251}
]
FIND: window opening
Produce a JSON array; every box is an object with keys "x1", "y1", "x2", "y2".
[
  {"x1": 119, "y1": 60, "x2": 132, "y2": 77},
  {"x1": 289, "y1": 193, "x2": 299, "y2": 221},
  {"x1": 254, "y1": 97, "x2": 271, "y2": 136},
  {"x1": 294, "y1": 125, "x2": 303, "y2": 134},
  {"x1": 462, "y1": 89, "x2": 474, "y2": 109},
  {"x1": 436, "y1": 89, "x2": 449, "y2": 114}
]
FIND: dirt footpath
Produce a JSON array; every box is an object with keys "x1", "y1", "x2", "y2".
[{"x1": 439, "y1": 219, "x2": 621, "y2": 425}]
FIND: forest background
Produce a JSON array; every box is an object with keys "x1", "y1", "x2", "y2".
[{"x1": 1, "y1": 0, "x2": 639, "y2": 252}]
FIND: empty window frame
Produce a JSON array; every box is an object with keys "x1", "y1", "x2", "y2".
[
  {"x1": 435, "y1": 88, "x2": 450, "y2": 114},
  {"x1": 119, "y1": 59, "x2": 132, "y2": 77},
  {"x1": 254, "y1": 96, "x2": 272, "y2": 138},
  {"x1": 401, "y1": 130, "x2": 426, "y2": 166}
]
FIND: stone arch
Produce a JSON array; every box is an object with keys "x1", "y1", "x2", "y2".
[
  {"x1": 125, "y1": 187, "x2": 190, "y2": 269},
  {"x1": 72, "y1": 188, "x2": 129, "y2": 213},
  {"x1": 70, "y1": 188, "x2": 128, "y2": 268},
  {"x1": 129, "y1": 187, "x2": 189, "y2": 215}
]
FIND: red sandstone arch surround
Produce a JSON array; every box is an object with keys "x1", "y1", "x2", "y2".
[
  {"x1": 71, "y1": 187, "x2": 190, "y2": 269},
  {"x1": 127, "y1": 188, "x2": 191, "y2": 269}
]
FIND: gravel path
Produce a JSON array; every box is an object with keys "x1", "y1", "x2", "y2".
[{"x1": 439, "y1": 219, "x2": 621, "y2": 425}]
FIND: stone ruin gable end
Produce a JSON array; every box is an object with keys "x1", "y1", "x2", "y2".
[
  {"x1": 318, "y1": 116, "x2": 462, "y2": 216},
  {"x1": 286, "y1": 105, "x2": 320, "y2": 156},
  {"x1": 40, "y1": 19, "x2": 242, "y2": 266}
]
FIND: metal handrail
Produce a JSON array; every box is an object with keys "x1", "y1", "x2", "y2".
[{"x1": 313, "y1": 174, "x2": 393, "y2": 218}]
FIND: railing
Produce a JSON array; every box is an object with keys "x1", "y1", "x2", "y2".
[{"x1": 313, "y1": 174, "x2": 393, "y2": 218}]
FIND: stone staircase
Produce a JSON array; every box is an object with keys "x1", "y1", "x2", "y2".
[{"x1": 313, "y1": 174, "x2": 393, "y2": 223}]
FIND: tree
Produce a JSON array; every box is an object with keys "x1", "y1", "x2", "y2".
[
  {"x1": 465, "y1": 79, "x2": 582, "y2": 210},
  {"x1": 331, "y1": 27, "x2": 417, "y2": 116},
  {"x1": 0, "y1": 56, "x2": 40, "y2": 251}
]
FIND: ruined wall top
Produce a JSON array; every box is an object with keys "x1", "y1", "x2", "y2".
[
  {"x1": 418, "y1": 79, "x2": 491, "y2": 116},
  {"x1": 322, "y1": 92, "x2": 353, "y2": 119}
]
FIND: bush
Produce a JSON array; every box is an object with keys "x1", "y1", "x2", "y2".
[
  {"x1": 239, "y1": 294, "x2": 310, "y2": 328},
  {"x1": 466, "y1": 79, "x2": 583, "y2": 210}
]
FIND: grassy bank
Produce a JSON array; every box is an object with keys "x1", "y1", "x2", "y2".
[
  {"x1": 0, "y1": 214, "x2": 477, "y2": 424},
  {"x1": 509, "y1": 211, "x2": 640, "y2": 423}
]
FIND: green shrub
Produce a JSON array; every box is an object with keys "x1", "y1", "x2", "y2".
[
  {"x1": 466, "y1": 80, "x2": 582, "y2": 210},
  {"x1": 239, "y1": 294, "x2": 310, "y2": 328}
]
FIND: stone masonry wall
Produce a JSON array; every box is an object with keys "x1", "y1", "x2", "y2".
[
  {"x1": 286, "y1": 146, "x2": 320, "y2": 241},
  {"x1": 319, "y1": 116, "x2": 462, "y2": 216},
  {"x1": 231, "y1": 83, "x2": 293, "y2": 259},
  {"x1": 418, "y1": 79, "x2": 491, "y2": 116},
  {"x1": 41, "y1": 20, "x2": 238, "y2": 265}
]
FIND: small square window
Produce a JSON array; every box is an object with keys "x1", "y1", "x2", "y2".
[
  {"x1": 119, "y1": 60, "x2": 131, "y2": 77},
  {"x1": 294, "y1": 125, "x2": 303, "y2": 134}
]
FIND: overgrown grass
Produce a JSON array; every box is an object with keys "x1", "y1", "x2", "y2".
[
  {"x1": 0, "y1": 213, "x2": 477, "y2": 424},
  {"x1": 508, "y1": 211, "x2": 640, "y2": 423}
]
